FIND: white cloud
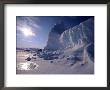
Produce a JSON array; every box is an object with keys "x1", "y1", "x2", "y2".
[{"x1": 19, "y1": 26, "x2": 35, "y2": 37}]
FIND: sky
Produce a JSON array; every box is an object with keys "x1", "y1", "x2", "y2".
[{"x1": 16, "y1": 16, "x2": 93, "y2": 49}]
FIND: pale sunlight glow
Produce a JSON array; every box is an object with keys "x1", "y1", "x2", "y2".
[{"x1": 20, "y1": 27, "x2": 35, "y2": 37}]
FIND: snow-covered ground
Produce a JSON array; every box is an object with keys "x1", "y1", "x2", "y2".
[{"x1": 16, "y1": 51, "x2": 94, "y2": 74}]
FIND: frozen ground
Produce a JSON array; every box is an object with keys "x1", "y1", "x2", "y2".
[{"x1": 16, "y1": 51, "x2": 94, "y2": 74}]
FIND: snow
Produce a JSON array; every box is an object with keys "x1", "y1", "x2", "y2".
[
  {"x1": 16, "y1": 50, "x2": 94, "y2": 74},
  {"x1": 59, "y1": 18, "x2": 94, "y2": 50},
  {"x1": 16, "y1": 18, "x2": 94, "y2": 74}
]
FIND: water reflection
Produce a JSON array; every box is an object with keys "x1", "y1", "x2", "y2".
[{"x1": 17, "y1": 61, "x2": 39, "y2": 70}]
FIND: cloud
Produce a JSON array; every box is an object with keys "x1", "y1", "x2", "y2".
[
  {"x1": 16, "y1": 16, "x2": 41, "y2": 31},
  {"x1": 24, "y1": 16, "x2": 41, "y2": 29},
  {"x1": 17, "y1": 26, "x2": 35, "y2": 37},
  {"x1": 16, "y1": 16, "x2": 41, "y2": 37}
]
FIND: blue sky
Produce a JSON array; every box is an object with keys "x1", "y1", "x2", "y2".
[{"x1": 16, "y1": 16, "x2": 93, "y2": 49}]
